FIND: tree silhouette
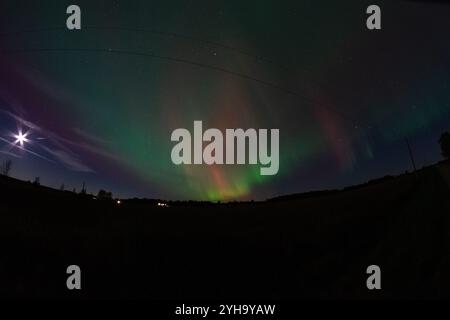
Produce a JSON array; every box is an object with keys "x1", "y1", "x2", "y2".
[
  {"x1": 439, "y1": 131, "x2": 450, "y2": 159},
  {"x1": 33, "y1": 177, "x2": 40, "y2": 186},
  {"x1": 0, "y1": 159, "x2": 12, "y2": 176},
  {"x1": 97, "y1": 189, "x2": 113, "y2": 200},
  {"x1": 80, "y1": 181, "x2": 87, "y2": 195}
]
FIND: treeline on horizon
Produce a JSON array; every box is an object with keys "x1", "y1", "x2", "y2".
[{"x1": 0, "y1": 131, "x2": 450, "y2": 205}]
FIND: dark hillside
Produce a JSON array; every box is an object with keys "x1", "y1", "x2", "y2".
[{"x1": 1, "y1": 162, "x2": 449, "y2": 299}]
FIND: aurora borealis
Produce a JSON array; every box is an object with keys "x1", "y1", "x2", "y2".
[{"x1": 0, "y1": 0, "x2": 449, "y2": 200}]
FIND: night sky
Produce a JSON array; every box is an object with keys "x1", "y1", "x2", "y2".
[{"x1": 0, "y1": 0, "x2": 449, "y2": 200}]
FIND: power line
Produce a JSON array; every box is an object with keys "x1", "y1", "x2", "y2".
[
  {"x1": 405, "y1": 137, "x2": 417, "y2": 172},
  {"x1": 0, "y1": 25, "x2": 292, "y2": 72},
  {"x1": 0, "y1": 25, "x2": 352, "y2": 105},
  {"x1": 0, "y1": 46, "x2": 366, "y2": 129},
  {"x1": 0, "y1": 25, "x2": 374, "y2": 131}
]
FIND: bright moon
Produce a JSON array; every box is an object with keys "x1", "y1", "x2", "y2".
[{"x1": 14, "y1": 130, "x2": 29, "y2": 146}]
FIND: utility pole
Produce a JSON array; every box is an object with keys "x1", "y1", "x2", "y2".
[{"x1": 405, "y1": 137, "x2": 417, "y2": 172}]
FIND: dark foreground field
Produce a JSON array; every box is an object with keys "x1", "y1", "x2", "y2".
[{"x1": 1, "y1": 162, "x2": 450, "y2": 299}]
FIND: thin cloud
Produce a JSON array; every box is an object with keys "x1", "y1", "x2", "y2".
[
  {"x1": 0, "y1": 109, "x2": 95, "y2": 172},
  {"x1": 40, "y1": 145, "x2": 94, "y2": 173},
  {"x1": 0, "y1": 150, "x2": 21, "y2": 158}
]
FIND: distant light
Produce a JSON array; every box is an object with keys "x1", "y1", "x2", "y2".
[
  {"x1": 116, "y1": 200, "x2": 121, "y2": 205},
  {"x1": 14, "y1": 130, "x2": 29, "y2": 146}
]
